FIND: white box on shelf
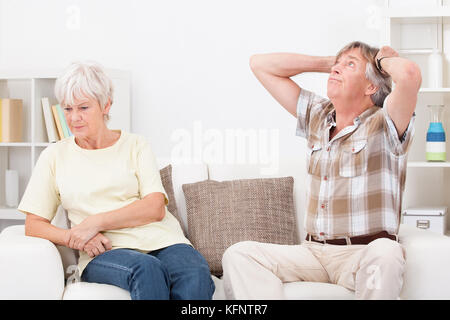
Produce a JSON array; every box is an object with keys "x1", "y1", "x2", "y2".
[{"x1": 402, "y1": 207, "x2": 448, "y2": 235}]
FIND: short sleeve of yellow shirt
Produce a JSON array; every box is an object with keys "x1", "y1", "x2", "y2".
[
  {"x1": 18, "y1": 143, "x2": 61, "y2": 221},
  {"x1": 18, "y1": 130, "x2": 191, "y2": 275}
]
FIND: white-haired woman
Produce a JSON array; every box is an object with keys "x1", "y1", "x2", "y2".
[{"x1": 18, "y1": 61, "x2": 215, "y2": 300}]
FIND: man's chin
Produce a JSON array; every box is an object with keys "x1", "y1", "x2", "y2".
[{"x1": 327, "y1": 89, "x2": 338, "y2": 100}]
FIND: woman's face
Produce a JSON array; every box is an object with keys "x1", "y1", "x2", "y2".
[{"x1": 62, "y1": 96, "x2": 110, "y2": 139}]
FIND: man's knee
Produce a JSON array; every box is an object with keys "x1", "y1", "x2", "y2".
[
  {"x1": 365, "y1": 238, "x2": 405, "y2": 264},
  {"x1": 222, "y1": 241, "x2": 260, "y2": 266}
]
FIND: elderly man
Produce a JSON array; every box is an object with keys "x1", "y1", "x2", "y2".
[{"x1": 222, "y1": 41, "x2": 422, "y2": 300}]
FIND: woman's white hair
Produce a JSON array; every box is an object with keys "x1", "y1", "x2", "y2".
[{"x1": 54, "y1": 61, "x2": 114, "y2": 122}]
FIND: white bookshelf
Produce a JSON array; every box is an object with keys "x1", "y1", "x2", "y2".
[
  {"x1": 407, "y1": 161, "x2": 450, "y2": 167},
  {"x1": 420, "y1": 87, "x2": 450, "y2": 92},
  {"x1": 384, "y1": 0, "x2": 450, "y2": 231},
  {"x1": 0, "y1": 68, "x2": 131, "y2": 230},
  {"x1": 387, "y1": 7, "x2": 450, "y2": 18}
]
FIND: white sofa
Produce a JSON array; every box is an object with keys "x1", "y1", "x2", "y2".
[{"x1": 1, "y1": 159, "x2": 450, "y2": 300}]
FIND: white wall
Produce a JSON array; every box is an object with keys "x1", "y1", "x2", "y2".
[
  {"x1": 6, "y1": 1, "x2": 449, "y2": 231},
  {"x1": 0, "y1": 0, "x2": 384, "y2": 168}
]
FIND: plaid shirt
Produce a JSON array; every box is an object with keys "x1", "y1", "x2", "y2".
[{"x1": 296, "y1": 89, "x2": 415, "y2": 240}]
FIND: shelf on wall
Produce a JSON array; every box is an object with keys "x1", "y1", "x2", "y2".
[
  {"x1": 0, "y1": 143, "x2": 34, "y2": 147},
  {"x1": 407, "y1": 161, "x2": 450, "y2": 168},
  {"x1": 419, "y1": 88, "x2": 450, "y2": 93},
  {"x1": 35, "y1": 143, "x2": 52, "y2": 147},
  {"x1": 399, "y1": 49, "x2": 436, "y2": 54},
  {"x1": 0, "y1": 207, "x2": 25, "y2": 220},
  {"x1": 0, "y1": 142, "x2": 52, "y2": 147},
  {"x1": 387, "y1": 7, "x2": 450, "y2": 18}
]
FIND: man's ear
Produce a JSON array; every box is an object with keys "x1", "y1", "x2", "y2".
[{"x1": 365, "y1": 83, "x2": 378, "y2": 96}]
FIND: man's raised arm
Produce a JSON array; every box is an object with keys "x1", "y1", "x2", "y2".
[
  {"x1": 376, "y1": 46, "x2": 422, "y2": 138},
  {"x1": 250, "y1": 53, "x2": 335, "y2": 117}
]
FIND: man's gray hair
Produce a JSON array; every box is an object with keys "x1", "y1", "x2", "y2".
[
  {"x1": 54, "y1": 61, "x2": 114, "y2": 122},
  {"x1": 336, "y1": 41, "x2": 392, "y2": 107}
]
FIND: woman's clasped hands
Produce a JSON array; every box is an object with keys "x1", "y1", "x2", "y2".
[{"x1": 65, "y1": 215, "x2": 112, "y2": 258}]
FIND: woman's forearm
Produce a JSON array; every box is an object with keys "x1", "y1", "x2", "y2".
[
  {"x1": 92, "y1": 193, "x2": 166, "y2": 232},
  {"x1": 25, "y1": 214, "x2": 69, "y2": 247},
  {"x1": 250, "y1": 53, "x2": 335, "y2": 78}
]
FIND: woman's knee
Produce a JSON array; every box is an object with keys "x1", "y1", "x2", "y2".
[
  {"x1": 173, "y1": 264, "x2": 215, "y2": 299},
  {"x1": 133, "y1": 254, "x2": 169, "y2": 281},
  {"x1": 86, "y1": 249, "x2": 169, "y2": 283}
]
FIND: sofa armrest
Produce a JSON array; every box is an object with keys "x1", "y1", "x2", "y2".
[
  {"x1": 399, "y1": 224, "x2": 450, "y2": 299},
  {"x1": 0, "y1": 225, "x2": 65, "y2": 299}
]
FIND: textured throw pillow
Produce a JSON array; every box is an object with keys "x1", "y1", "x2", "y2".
[
  {"x1": 159, "y1": 164, "x2": 183, "y2": 228},
  {"x1": 182, "y1": 177, "x2": 297, "y2": 276}
]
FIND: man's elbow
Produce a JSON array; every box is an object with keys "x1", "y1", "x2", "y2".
[
  {"x1": 249, "y1": 54, "x2": 262, "y2": 72},
  {"x1": 400, "y1": 61, "x2": 422, "y2": 90}
]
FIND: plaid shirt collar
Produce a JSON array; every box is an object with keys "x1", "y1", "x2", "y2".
[
  {"x1": 325, "y1": 105, "x2": 381, "y2": 141},
  {"x1": 326, "y1": 105, "x2": 381, "y2": 126}
]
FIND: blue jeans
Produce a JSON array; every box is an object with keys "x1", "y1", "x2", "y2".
[{"x1": 81, "y1": 244, "x2": 215, "y2": 300}]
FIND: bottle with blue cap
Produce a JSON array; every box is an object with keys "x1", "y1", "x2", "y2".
[{"x1": 426, "y1": 104, "x2": 446, "y2": 161}]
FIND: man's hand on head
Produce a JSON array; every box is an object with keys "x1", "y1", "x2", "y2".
[{"x1": 375, "y1": 46, "x2": 399, "y2": 75}]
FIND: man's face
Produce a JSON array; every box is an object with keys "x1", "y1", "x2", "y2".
[{"x1": 327, "y1": 48, "x2": 371, "y2": 102}]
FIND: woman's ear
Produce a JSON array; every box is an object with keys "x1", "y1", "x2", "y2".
[{"x1": 103, "y1": 98, "x2": 112, "y2": 115}]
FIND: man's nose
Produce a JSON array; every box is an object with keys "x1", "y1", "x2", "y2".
[{"x1": 331, "y1": 63, "x2": 341, "y2": 74}]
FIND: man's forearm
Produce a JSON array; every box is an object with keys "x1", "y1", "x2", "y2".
[
  {"x1": 379, "y1": 56, "x2": 421, "y2": 88},
  {"x1": 250, "y1": 53, "x2": 336, "y2": 78}
]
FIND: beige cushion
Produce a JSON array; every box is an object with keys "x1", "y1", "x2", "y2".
[{"x1": 182, "y1": 177, "x2": 297, "y2": 276}]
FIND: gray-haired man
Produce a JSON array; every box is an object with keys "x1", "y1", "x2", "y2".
[{"x1": 222, "y1": 41, "x2": 421, "y2": 299}]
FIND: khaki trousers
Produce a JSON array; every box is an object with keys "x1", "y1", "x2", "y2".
[{"x1": 222, "y1": 238, "x2": 406, "y2": 300}]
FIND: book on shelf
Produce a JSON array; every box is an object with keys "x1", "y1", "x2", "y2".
[
  {"x1": 55, "y1": 104, "x2": 72, "y2": 138},
  {"x1": 0, "y1": 98, "x2": 23, "y2": 142},
  {"x1": 51, "y1": 104, "x2": 64, "y2": 140},
  {"x1": 41, "y1": 97, "x2": 59, "y2": 143}
]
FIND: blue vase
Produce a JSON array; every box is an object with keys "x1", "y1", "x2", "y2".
[{"x1": 426, "y1": 105, "x2": 446, "y2": 161}]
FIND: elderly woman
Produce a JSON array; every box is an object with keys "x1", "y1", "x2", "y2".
[{"x1": 18, "y1": 61, "x2": 215, "y2": 300}]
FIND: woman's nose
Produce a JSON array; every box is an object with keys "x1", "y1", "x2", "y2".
[{"x1": 70, "y1": 110, "x2": 82, "y2": 121}]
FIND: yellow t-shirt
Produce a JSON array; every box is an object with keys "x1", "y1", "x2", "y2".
[{"x1": 18, "y1": 130, "x2": 191, "y2": 275}]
